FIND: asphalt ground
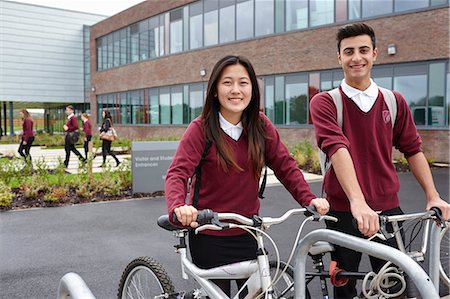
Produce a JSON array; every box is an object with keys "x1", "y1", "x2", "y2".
[{"x1": 0, "y1": 169, "x2": 448, "y2": 298}]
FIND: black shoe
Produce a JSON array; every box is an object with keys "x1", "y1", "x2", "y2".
[{"x1": 116, "y1": 161, "x2": 121, "y2": 167}]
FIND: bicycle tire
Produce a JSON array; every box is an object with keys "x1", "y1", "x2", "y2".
[
  {"x1": 440, "y1": 225, "x2": 450, "y2": 288},
  {"x1": 117, "y1": 256, "x2": 176, "y2": 299},
  {"x1": 268, "y1": 260, "x2": 311, "y2": 299}
]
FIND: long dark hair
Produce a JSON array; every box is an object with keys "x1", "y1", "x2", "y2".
[
  {"x1": 102, "y1": 110, "x2": 112, "y2": 125},
  {"x1": 201, "y1": 55, "x2": 265, "y2": 179}
]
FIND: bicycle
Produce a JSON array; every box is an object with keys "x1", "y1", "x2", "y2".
[
  {"x1": 117, "y1": 206, "x2": 337, "y2": 299},
  {"x1": 299, "y1": 208, "x2": 449, "y2": 298}
]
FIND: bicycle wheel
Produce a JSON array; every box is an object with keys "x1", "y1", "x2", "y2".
[
  {"x1": 440, "y1": 225, "x2": 450, "y2": 288},
  {"x1": 117, "y1": 256, "x2": 176, "y2": 299},
  {"x1": 268, "y1": 260, "x2": 311, "y2": 299}
]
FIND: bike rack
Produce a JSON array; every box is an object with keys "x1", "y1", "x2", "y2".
[
  {"x1": 293, "y1": 229, "x2": 440, "y2": 299},
  {"x1": 57, "y1": 272, "x2": 96, "y2": 299},
  {"x1": 428, "y1": 221, "x2": 442, "y2": 289}
]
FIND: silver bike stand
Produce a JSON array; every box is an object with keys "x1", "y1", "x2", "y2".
[{"x1": 57, "y1": 272, "x2": 96, "y2": 299}]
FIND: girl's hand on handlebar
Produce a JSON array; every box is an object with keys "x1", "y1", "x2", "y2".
[
  {"x1": 310, "y1": 198, "x2": 330, "y2": 215},
  {"x1": 174, "y1": 205, "x2": 199, "y2": 228},
  {"x1": 425, "y1": 197, "x2": 450, "y2": 221}
]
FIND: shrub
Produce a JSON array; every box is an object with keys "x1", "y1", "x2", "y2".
[
  {"x1": 21, "y1": 174, "x2": 51, "y2": 199},
  {"x1": 0, "y1": 181, "x2": 13, "y2": 208}
]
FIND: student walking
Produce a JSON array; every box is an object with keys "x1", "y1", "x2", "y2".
[
  {"x1": 99, "y1": 110, "x2": 120, "y2": 167},
  {"x1": 165, "y1": 55, "x2": 329, "y2": 296},
  {"x1": 18, "y1": 109, "x2": 35, "y2": 164},
  {"x1": 310, "y1": 22, "x2": 449, "y2": 298},
  {"x1": 63, "y1": 105, "x2": 85, "y2": 168},
  {"x1": 81, "y1": 113, "x2": 92, "y2": 160}
]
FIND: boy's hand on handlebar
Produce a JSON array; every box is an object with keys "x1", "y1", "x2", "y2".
[
  {"x1": 426, "y1": 196, "x2": 450, "y2": 221},
  {"x1": 310, "y1": 198, "x2": 330, "y2": 215},
  {"x1": 174, "y1": 205, "x2": 199, "y2": 228},
  {"x1": 350, "y1": 201, "x2": 379, "y2": 237}
]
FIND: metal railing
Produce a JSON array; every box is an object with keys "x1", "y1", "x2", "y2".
[{"x1": 57, "y1": 272, "x2": 96, "y2": 299}]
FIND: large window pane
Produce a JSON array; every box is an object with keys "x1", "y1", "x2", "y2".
[
  {"x1": 204, "y1": 0, "x2": 218, "y2": 46},
  {"x1": 139, "y1": 20, "x2": 149, "y2": 60},
  {"x1": 172, "y1": 86, "x2": 183, "y2": 124},
  {"x1": 189, "y1": 84, "x2": 204, "y2": 121},
  {"x1": 255, "y1": 0, "x2": 274, "y2": 36},
  {"x1": 190, "y1": 2, "x2": 203, "y2": 49},
  {"x1": 160, "y1": 88, "x2": 171, "y2": 124},
  {"x1": 236, "y1": 0, "x2": 254, "y2": 40},
  {"x1": 320, "y1": 72, "x2": 332, "y2": 91},
  {"x1": 96, "y1": 38, "x2": 103, "y2": 71},
  {"x1": 348, "y1": 0, "x2": 361, "y2": 20},
  {"x1": 394, "y1": 65, "x2": 427, "y2": 126},
  {"x1": 362, "y1": 0, "x2": 392, "y2": 18},
  {"x1": 149, "y1": 89, "x2": 160, "y2": 124},
  {"x1": 113, "y1": 31, "x2": 120, "y2": 67},
  {"x1": 170, "y1": 9, "x2": 183, "y2": 54},
  {"x1": 446, "y1": 69, "x2": 450, "y2": 126},
  {"x1": 428, "y1": 63, "x2": 446, "y2": 126},
  {"x1": 372, "y1": 66, "x2": 393, "y2": 90},
  {"x1": 274, "y1": 76, "x2": 285, "y2": 124},
  {"x1": 286, "y1": 0, "x2": 307, "y2": 31},
  {"x1": 285, "y1": 74, "x2": 308, "y2": 125},
  {"x1": 107, "y1": 34, "x2": 113, "y2": 68},
  {"x1": 120, "y1": 92, "x2": 131, "y2": 124},
  {"x1": 395, "y1": 0, "x2": 428, "y2": 12},
  {"x1": 310, "y1": 0, "x2": 334, "y2": 27},
  {"x1": 131, "y1": 91, "x2": 145, "y2": 124},
  {"x1": 220, "y1": 0, "x2": 235, "y2": 43},
  {"x1": 159, "y1": 15, "x2": 165, "y2": 56},
  {"x1": 120, "y1": 28, "x2": 128, "y2": 65},
  {"x1": 149, "y1": 17, "x2": 160, "y2": 58},
  {"x1": 130, "y1": 24, "x2": 139, "y2": 63},
  {"x1": 265, "y1": 77, "x2": 275, "y2": 122}
]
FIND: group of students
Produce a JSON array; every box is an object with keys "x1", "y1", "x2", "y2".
[
  {"x1": 164, "y1": 22, "x2": 450, "y2": 298},
  {"x1": 18, "y1": 105, "x2": 120, "y2": 168}
]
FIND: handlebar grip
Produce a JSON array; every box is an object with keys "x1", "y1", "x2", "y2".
[{"x1": 172, "y1": 209, "x2": 215, "y2": 226}]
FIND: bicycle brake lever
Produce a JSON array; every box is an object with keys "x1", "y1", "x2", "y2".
[
  {"x1": 305, "y1": 206, "x2": 320, "y2": 221},
  {"x1": 321, "y1": 215, "x2": 338, "y2": 222},
  {"x1": 430, "y1": 207, "x2": 446, "y2": 228},
  {"x1": 194, "y1": 223, "x2": 229, "y2": 234},
  {"x1": 379, "y1": 216, "x2": 394, "y2": 239}
]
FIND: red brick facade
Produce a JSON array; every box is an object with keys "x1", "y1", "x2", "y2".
[{"x1": 90, "y1": 2, "x2": 450, "y2": 162}]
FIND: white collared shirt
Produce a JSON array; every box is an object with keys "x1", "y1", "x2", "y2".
[
  {"x1": 219, "y1": 112, "x2": 243, "y2": 141},
  {"x1": 341, "y1": 79, "x2": 379, "y2": 113},
  {"x1": 67, "y1": 113, "x2": 75, "y2": 120}
]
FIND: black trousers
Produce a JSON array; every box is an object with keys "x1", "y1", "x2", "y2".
[
  {"x1": 83, "y1": 135, "x2": 92, "y2": 159},
  {"x1": 325, "y1": 207, "x2": 404, "y2": 299},
  {"x1": 101, "y1": 139, "x2": 119, "y2": 164},
  {"x1": 189, "y1": 232, "x2": 257, "y2": 296},
  {"x1": 18, "y1": 136, "x2": 34, "y2": 163},
  {"x1": 64, "y1": 135, "x2": 83, "y2": 167}
]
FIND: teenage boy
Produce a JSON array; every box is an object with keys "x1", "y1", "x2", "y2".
[
  {"x1": 63, "y1": 105, "x2": 85, "y2": 168},
  {"x1": 310, "y1": 22, "x2": 449, "y2": 298}
]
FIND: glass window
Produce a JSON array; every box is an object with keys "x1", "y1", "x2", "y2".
[
  {"x1": 170, "y1": 9, "x2": 183, "y2": 54},
  {"x1": 255, "y1": 0, "x2": 274, "y2": 36},
  {"x1": 320, "y1": 72, "x2": 332, "y2": 91},
  {"x1": 348, "y1": 0, "x2": 361, "y2": 20},
  {"x1": 190, "y1": 2, "x2": 203, "y2": 49},
  {"x1": 220, "y1": 0, "x2": 235, "y2": 43},
  {"x1": 204, "y1": 0, "x2": 218, "y2": 46},
  {"x1": 237, "y1": 0, "x2": 254, "y2": 40},
  {"x1": 372, "y1": 66, "x2": 393, "y2": 90},
  {"x1": 113, "y1": 31, "x2": 120, "y2": 67},
  {"x1": 310, "y1": 0, "x2": 334, "y2": 27},
  {"x1": 160, "y1": 88, "x2": 171, "y2": 124},
  {"x1": 120, "y1": 28, "x2": 128, "y2": 65},
  {"x1": 275, "y1": 0, "x2": 285, "y2": 33},
  {"x1": 332, "y1": 70, "x2": 344, "y2": 88},
  {"x1": 362, "y1": 0, "x2": 392, "y2": 18},
  {"x1": 265, "y1": 77, "x2": 275, "y2": 122},
  {"x1": 171, "y1": 86, "x2": 183, "y2": 124},
  {"x1": 149, "y1": 88, "x2": 160, "y2": 124},
  {"x1": 431, "y1": 0, "x2": 447, "y2": 5},
  {"x1": 102, "y1": 37, "x2": 108, "y2": 70},
  {"x1": 139, "y1": 20, "x2": 149, "y2": 60},
  {"x1": 446, "y1": 67, "x2": 450, "y2": 126},
  {"x1": 120, "y1": 92, "x2": 131, "y2": 124},
  {"x1": 189, "y1": 84, "x2": 204, "y2": 121},
  {"x1": 394, "y1": 64, "x2": 427, "y2": 125},
  {"x1": 285, "y1": 74, "x2": 308, "y2": 125},
  {"x1": 96, "y1": 38, "x2": 103, "y2": 71},
  {"x1": 159, "y1": 15, "x2": 165, "y2": 56},
  {"x1": 130, "y1": 24, "x2": 139, "y2": 63},
  {"x1": 335, "y1": 0, "x2": 347, "y2": 22},
  {"x1": 131, "y1": 90, "x2": 145, "y2": 124},
  {"x1": 395, "y1": 0, "x2": 428, "y2": 12},
  {"x1": 286, "y1": 0, "x2": 307, "y2": 31},
  {"x1": 149, "y1": 17, "x2": 160, "y2": 58},
  {"x1": 274, "y1": 76, "x2": 285, "y2": 124},
  {"x1": 428, "y1": 63, "x2": 446, "y2": 126},
  {"x1": 107, "y1": 34, "x2": 113, "y2": 68}
]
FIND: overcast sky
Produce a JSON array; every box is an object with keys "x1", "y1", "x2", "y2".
[{"x1": 8, "y1": 0, "x2": 146, "y2": 16}]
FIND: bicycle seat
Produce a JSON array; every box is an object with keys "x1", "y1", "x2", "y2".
[
  {"x1": 157, "y1": 215, "x2": 184, "y2": 231},
  {"x1": 309, "y1": 241, "x2": 335, "y2": 256}
]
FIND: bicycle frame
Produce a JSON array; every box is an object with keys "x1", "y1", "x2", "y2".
[{"x1": 173, "y1": 230, "x2": 274, "y2": 299}]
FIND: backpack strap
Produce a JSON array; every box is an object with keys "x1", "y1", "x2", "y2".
[
  {"x1": 379, "y1": 87, "x2": 397, "y2": 127},
  {"x1": 192, "y1": 140, "x2": 212, "y2": 208},
  {"x1": 328, "y1": 88, "x2": 343, "y2": 127}
]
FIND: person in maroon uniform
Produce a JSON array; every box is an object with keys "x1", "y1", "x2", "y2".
[
  {"x1": 18, "y1": 109, "x2": 35, "y2": 164},
  {"x1": 310, "y1": 23, "x2": 449, "y2": 298},
  {"x1": 81, "y1": 113, "x2": 92, "y2": 160},
  {"x1": 63, "y1": 105, "x2": 85, "y2": 168},
  {"x1": 165, "y1": 55, "x2": 329, "y2": 296}
]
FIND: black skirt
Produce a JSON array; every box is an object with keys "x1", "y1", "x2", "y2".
[{"x1": 189, "y1": 232, "x2": 258, "y2": 269}]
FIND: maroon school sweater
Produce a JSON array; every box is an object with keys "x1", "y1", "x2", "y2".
[
  {"x1": 165, "y1": 112, "x2": 316, "y2": 236},
  {"x1": 65, "y1": 115, "x2": 79, "y2": 132},
  {"x1": 22, "y1": 118, "x2": 34, "y2": 141},
  {"x1": 310, "y1": 87, "x2": 422, "y2": 212},
  {"x1": 83, "y1": 120, "x2": 92, "y2": 136}
]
